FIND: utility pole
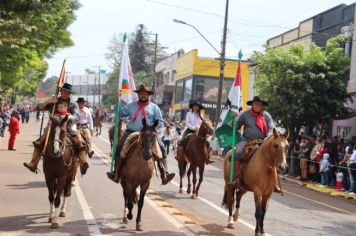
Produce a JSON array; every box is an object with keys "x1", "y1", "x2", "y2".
[
  {"x1": 153, "y1": 33, "x2": 158, "y2": 93},
  {"x1": 98, "y1": 65, "x2": 101, "y2": 106},
  {"x1": 216, "y1": 0, "x2": 229, "y2": 126}
]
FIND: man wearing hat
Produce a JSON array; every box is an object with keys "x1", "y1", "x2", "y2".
[
  {"x1": 77, "y1": 97, "x2": 94, "y2": 158},
  {"x1": 178, "y1": 100, "x2": 215, "y2": 164},
  {"x1": 24, "y1": 83, "x2": 81, "y2": 173},
  {"x1": 107, "y1": 84, "x2": 175, "y2": 184},
  {"x1": 230, "y1": 96, "x2": 281, "y2": 192},
  {"x1": 8, "y1": 109, "x2": 20, "y2": 151}
]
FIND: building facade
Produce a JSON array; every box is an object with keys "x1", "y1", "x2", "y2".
[
  {"x1": 172, "y1": 49, "x2": 253, "y2": 123},
  {"x1": 65, "y1": 73, "x2": 109, "y2": 107},
  {"x1": 267, "y1": 3, "x2": 356, "y2": 139}
]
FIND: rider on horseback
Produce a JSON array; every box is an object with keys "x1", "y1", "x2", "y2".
[
  {"x1": 178, "y1": 100, "x2": 214, "y2": 164},
  {"x1": 107, "y1": 84, "x2": 175, "y2": 184},
  {"x1": 230, "y1": 96, "x2": 281, "y2": 193},
  {"x1": 76, "y1": 97, "x2": 95, "y2": 158},
  {"x1": 23, "y1": 83, "x2": 89, "y2": 174}
]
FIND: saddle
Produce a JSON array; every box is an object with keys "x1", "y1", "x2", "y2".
[
  {"x1": 176, "y1": 133, "x2": 195, "y2": 162},
  {"x1": 120, "y1": 132, "x2": 162, "y2": 161}
]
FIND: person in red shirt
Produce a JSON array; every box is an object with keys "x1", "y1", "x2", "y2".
[{"x1": 8, "y1": 110, "x2": 20, "y2": 151}]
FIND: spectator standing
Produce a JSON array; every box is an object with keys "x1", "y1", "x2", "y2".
[
  {"x1": 348, "y1": 143, "x2": 356, "y2": 196},
  {"x1": 25, "y1": 107, "x2": 30, "y2": 123},
  {"x1": 319, "y1": 153, "x2": 330, "y2": 187},
  {"x1": 8, "y1": 110, "x2": 20, "y2": 151},
  {"x1": 162, "y1": 126, "x2": 172, "y2": 155},
  {"x1": 310, "y1": 137, "x2": 321, "y2": 182},
  {"x1": 292, "y1": 137, "x2": 301, "y2": 177}
]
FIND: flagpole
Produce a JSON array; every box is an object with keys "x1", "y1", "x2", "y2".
[
  {"x1": 110, "y1": 95, "x2": 121, "y2": 171},
  {"x1": 42, "y1": 59, "x2": 67, "y2": 155},
  {"x1": 229, "y1": 50, "x2": 243, "y2": 183}
]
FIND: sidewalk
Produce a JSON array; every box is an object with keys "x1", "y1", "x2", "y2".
[{"x1": 211, "y1": 154, "x2": 356, "y2": 202}]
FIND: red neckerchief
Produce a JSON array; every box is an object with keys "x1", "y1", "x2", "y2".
[
  {"x1": 249, "y1": 109, "x2": 267, "y2": 133},
  {"x1": 132, "y1": 101, "x2": 150, "y2": 123},
  {"x1": 58, "y1": 110, "x2": 69, "y2": 116}
]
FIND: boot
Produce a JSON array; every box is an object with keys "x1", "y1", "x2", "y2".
[
  {"x1": 23, "y1": 146, "x2": 42, "y2": 173},
  {"x1": 80, "y1": 162, "x2": 89, "y2": 175},
  {"x1": 157, "y1": 158, "x2": 175, "y2": 185},
  {"x1": 206, "y1": 154, "x2": 215, "y2": 164},
  {"x1": 107, "y1": 158, "x2": 125, "y2": 183},
  {"x1": 88, "y1": 150, "x2": 94, "y2": 158}
]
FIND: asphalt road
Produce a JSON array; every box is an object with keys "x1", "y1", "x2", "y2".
[{"x1": 1, "y1": 119, "x2": 355, "y2": 236}]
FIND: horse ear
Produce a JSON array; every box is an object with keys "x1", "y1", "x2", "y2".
[
  {"x1": 142, "y1": 118, "x2": 147, "y2": 127},
  {"x1": 273, "y1": 128, "x2": 279, "y2": 138},
  {"x1": 153, "y1": 119, "x2": 159, "y2": 128},
  {"x1": 284, "y1": 128, "x2": 289, "y2": 139}
]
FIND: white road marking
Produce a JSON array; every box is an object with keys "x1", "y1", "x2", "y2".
[
  {"x1": 74, "y1": 181, "x2": 104, "y2": 236},
  {"x1": 91, "y1": 144, "x2": 194, "y2": 235}
]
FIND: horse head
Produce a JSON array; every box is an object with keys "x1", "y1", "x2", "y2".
[
  {"x1": 198, "y1": 119, "x2": 215, "y2": 137},
  {"x1": 271, "y1": 128, "x2": 289, "y2": 170},
  {"x1": 140, "y1": 118, "x2": 159, "y2": 160}
]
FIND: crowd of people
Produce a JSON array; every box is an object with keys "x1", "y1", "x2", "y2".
[{"x1": 289, "y1": 135, "x2": 356, "y2": 195}]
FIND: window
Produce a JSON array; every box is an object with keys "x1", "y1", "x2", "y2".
[
  {"x1": 336, "y1": 126, "x2": 351, "y2": 139},
  {"x1": 184, "y1": 79, "x2": 192, "y2": 101},
  {"x1": 175, "y1": 81, "x2": 183, "y2": 102},
  {"x1": 194, "y1": 77, "x2": 234, "y2": 102}
]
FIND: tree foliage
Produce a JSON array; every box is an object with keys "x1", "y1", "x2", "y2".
[
  {"x1": 0, "y1": 0, "x2": 80, "y2": 96},
  {"x1": 102, "y1": 24, "x2": 166, "y2": 108},
  {"x1": 253, "y1": 35, "x2": 353, "y2": 139}
]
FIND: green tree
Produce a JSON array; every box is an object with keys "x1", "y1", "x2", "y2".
[
  {"x1": 0, "y1": 0, "x2": 80, "y2": 95},
  {"x1": 253, "y1": 35, "x2": 353, "y2": 141}
]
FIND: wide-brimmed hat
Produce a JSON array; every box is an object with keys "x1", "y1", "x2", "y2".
[
  {"x1": 76, "y1": 97, "x2": 87, "y2": 103},
  {"x1": 60, "y1": 83, "x2": 75, "y2": 94},
  {"x1": 246, "y1": 96, "x2": 269, "y2": 106},
  {"x1": 11, "y1": 109, "x2": 20, "y2": 115},
  {"x1": 189, "y1": 100, "x2": 204, "y2": 110},
  {"x1": 134, "y1": 84, "x2": 154, "y2": 95}
]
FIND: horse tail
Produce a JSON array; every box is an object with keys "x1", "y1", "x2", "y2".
[
  {"x1": 221, "y1": 185, "x2": 234, "y2": 209},
  {"x1": 222, "y1": 188, "x2": 228, "y2": 208},
  {"x1": 179, "y1": 160, "x2": 187, "y2": 177},
  {"x1": 132, "y1": 188, "x2": 139, "y2": 204}
]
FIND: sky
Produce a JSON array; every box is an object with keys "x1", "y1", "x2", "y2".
[{"x1": 45, "y1": 0, "x2": 356, "y2": 78}]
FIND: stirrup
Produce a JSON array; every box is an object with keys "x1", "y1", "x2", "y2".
[
  {"x1": 106, "y1": 172, "x2": 120, "y2": 183},
  {"x1": 23, "y1": 162, "x2": 38, "y2": 174},
  {"x1": 162, "y1": 173, "x2": 175, "y2": 185}
]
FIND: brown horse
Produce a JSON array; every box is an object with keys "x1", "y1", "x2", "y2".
[
  {"x1": 120, "y1": 118, "x2": 159, "y2": 231},
  {"x1": 222, "y1": 128, "x2": 289, "y2": 236},
  {"x1": 43, "y1": 115, "x2": 87, "y2": 228},
  {"x1": 93, "y1": 114, "x2": 104, "y2": 136},
  {"x1": 177, "y1": 120, "x2": 214, "y2": 199},
  {"x1": 108, "y1": 119, "x2": 125, "y2": 149}
]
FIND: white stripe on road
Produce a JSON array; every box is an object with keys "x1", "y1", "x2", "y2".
[
  {"x1": 91, "y1": 144, "x2": 194, "y2": 236},
  {"x1": 74, "y1": 181, "x2": 104, "y2": 236}
]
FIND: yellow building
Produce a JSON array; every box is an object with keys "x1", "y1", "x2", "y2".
[{"x1": 173, "y1": 49, "x2": 253, "y2": 122}]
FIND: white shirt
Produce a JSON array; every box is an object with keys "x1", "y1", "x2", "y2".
[
  {"x1": 350, "y1": 150, "x2": 356, "y2": 164},
  {"x1": 79, "y1": 107, "x2": 94, "y2": 130},
  {"x1": 185, "y1": 111, "x2": 202, "y2": 130}
]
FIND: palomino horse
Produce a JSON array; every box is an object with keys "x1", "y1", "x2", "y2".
[
  {"x1": 120, "y1": 119, "x2": 159, "y2": 231},
  {"x1": 93, "y1": 114, "x2": 104, "y2": 136},
  {"x1": 43, "y1": 115, "x2": 87, "y2": 228},
  {"x1": 176, "y1": 120, "x2": 214, "y2": 199},
  {"x1": 222, "y1": 128, "x2": 289, "y2": 236}
]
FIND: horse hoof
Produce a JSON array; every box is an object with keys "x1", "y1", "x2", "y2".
[
  {"x1": 127, "y1": 213, "x2": 133, "y2": 220},
  {"x1": 233, "y1": 213, "x2": 240, "y2": 221},
  {"x1": 123, "y1": 217, "x2": 128, "y2": 224},
  {"x1": 186, "y1": 189, "x2": 191, "y2": 194},
  {"x1": 191, "y1": 194, "x2": 197, "y2": 199},
  {"x1": 227, "y1": 223, "x2": 235, "y2": 229},
  {"x1": 48, "y1": 218, "x2": 52, "y2": 223},
  {"x1": 59, "y1": 211, "x2": 66, "y2": 217},
  {"x1": 51, "y1": 222, "x2": 59, "y2": 229},
  {"x1": 179, "y1": 189, "x2": 183, "y2": 193},
  {"x1": 136, "y1": 225, "x2": 143, "y2": 231}
]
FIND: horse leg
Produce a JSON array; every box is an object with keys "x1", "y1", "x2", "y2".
[
  {"x1": 51, "y1": 178, "x2": 66, "y2": 228},
  {"x1": 122, "y1": 188, "x2": 129, "y2": 224},
  {"x1": 46, "y1": 177, "x2": 55, "y2": 224},
  {"x1": 195, "y1": 164, "x2": 205, "y2": 197},
  {"x1": 260, "y1": 194, "x2": 270, "y2": 235},
  {"x1": 136, "y1": 183, "x2": 149, "y2": 231},
  {"x1": 186, "y1": 165, "x2": 192, "y2": 194},
  {"x1": 191, "y1": 166, "x2": 198, "y2": 199},
  {"x1": 253, "y1": 193, "x2": 263, "y2": 236},
  {"x1": 59, "y1": 197, "x2": 67, "y2": 217},
  {"x1": 179, "y1": 160, "x2": 187, "y2": 193},
  {"x1": 234, "y1": 189, "x2": 246, "y2": 221}
]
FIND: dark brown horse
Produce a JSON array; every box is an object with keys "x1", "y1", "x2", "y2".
[
  {"x1": 176, "y1": 120, "x2": 214, "y2": 199},
  {"x1": 93, "y1": 114, "x2": 104, "y2": 136},
  {"x1": 222, "y1": 128, "x2": 289, "y2": 236},
  {"x1": 120, "y1": 119, "x2": 159, "y2": 231},
  {"x1": 43, "y1": 115, "x2": 87, "y2": 228}
]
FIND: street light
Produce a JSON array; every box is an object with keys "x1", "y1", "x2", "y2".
[
  {"x1": 143, "y1": 32, "x2": 158, "y2": 94},
  {"x1": 92, "y1": 66, "x2": 106, "y2": 107},
  {"x1": 173, "y1": 0, "x2": 229, "y2": 126}
]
